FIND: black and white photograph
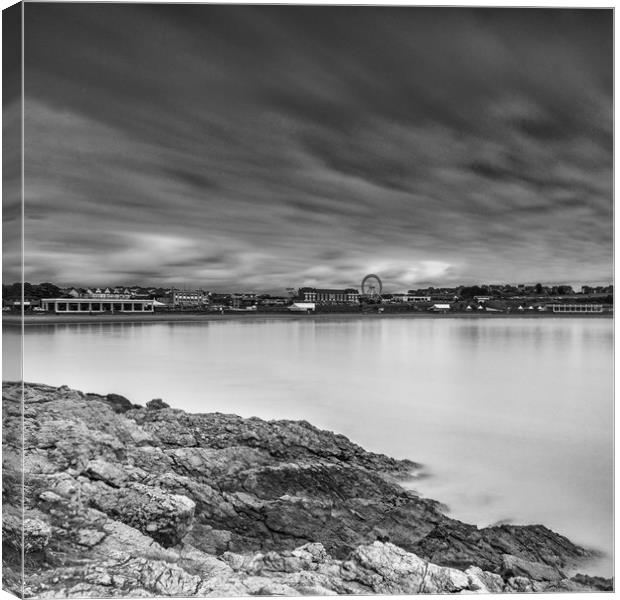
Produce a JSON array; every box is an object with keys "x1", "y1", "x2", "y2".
[{"x1": 2, "y1": 3, "x2": 614, "y2": 597}]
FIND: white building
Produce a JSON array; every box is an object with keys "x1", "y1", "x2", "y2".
[
  {"x1": 41, "y1": 298, "x2": 154, "y2": 313},
  {"x1": 288, "y1": 302, "x2": 316, "y2": 312},
  {"x1": 429, "y1": 303, "x2": 451, "y2": 312},
  {"x1": 171, "y1": 289, "x2": 208, "y2": 307},
  {"x1": 298, "y1": 288, "x2": 359, "y2": 304},
  {"x1": 550, "y1": 304, "x2": 603, "y2": 313}
]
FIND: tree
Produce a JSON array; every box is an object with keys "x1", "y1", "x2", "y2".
[
  {"x1": 3, "y1": 282, "x2": 62, "y2": 302},
  {"x1": 458, "y1": 285, "x2": 485, "y2": 299}
]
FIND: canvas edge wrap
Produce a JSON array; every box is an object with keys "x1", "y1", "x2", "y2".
[{"x1": 3, "y1": 2, "x2": 25, "y2": 598}]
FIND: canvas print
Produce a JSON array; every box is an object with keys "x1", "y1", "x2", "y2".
[{"x1": 2, "y1": 3, "x2": 613, "y2": 597}]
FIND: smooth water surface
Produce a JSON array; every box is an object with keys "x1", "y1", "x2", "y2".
[{"x1": 4, "y1": 316, "x2": 613, "y2": 574}]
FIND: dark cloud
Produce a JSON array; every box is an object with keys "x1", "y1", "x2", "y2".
[
  {"x1": 10, "y1": 5, "x2": 612, "y2": 291},
  {"x1": 165, "y1": 169, "x2": 219, "y2": 191}
]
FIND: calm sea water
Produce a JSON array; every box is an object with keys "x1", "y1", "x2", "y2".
[{"x1": 3, "y1": 316, "x2": 613, "y2": 575}]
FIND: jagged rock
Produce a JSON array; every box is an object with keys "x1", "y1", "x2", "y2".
[
  {"x1": 570, "y1": 573, "x2": 614, "y2": 591},
  {"x1": 505, "y1": 575, "x2": 538, "y2": 592},
  {"x1": 502, "y1": 553, "x2": 563, "y2": 581},
  {"x1": 83, "y1": 458, "x2": 128, "y2": 487},
  {"x1": 465, "y1": 566, "x2": 505, "y2": 592},
  {"x1": 2, "y1": 382, "x2": 609, "y2": 597},
  {"x1": 4, "y1": 510, "x2": 52, "y2": 554},
  {"x1": 346, "y1": 542, "x2": 471, "y2": 594},
  {"x1": 77, "y1": 529, "x2": 106, "y2": 547},
  {"x1": 410, "y1": 520, "x2": 589, "y2": 573},
  {"x1": 90, "y1": 482, "x2": 196, "y2": 547},
  {"x1": 147, "y1": 398, "x2": 170, "y2": 410},
  {"x1": 84, "y1": 392, "x2": 136, "y2": 414},
  {"x1": 2, "y1": 512, "x2": 23, "y2": 552},
  {"x1": 23, "y1": 516, "x2": 52, "y2": 553},
  {"x1": 39, "y1": 490, "x2": 63, "y2": 503},
  {"x1": 208, "y1": 541, "x2": 594, "y2": 596}
]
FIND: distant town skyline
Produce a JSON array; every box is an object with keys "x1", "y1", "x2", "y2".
[
  {"x1": 4, "y1": 278, "x2": 613, "y2": 298},
  {"x1": 3, "y1": 6, "x2": 612, "y2": 290}
]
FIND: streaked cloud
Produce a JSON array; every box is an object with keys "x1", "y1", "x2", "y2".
[{"x1": 11, "y1": 5, "x2": 612, "y2": 291}]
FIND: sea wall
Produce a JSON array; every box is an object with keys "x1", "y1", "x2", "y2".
[{"x1": 2, "y1": 382, "x2": 612, "y2": 597}]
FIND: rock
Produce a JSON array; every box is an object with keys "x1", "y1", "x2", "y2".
[
  {"x1": 506, "y1": 575, "x2": 536, "y2": 592},
  {"x1": 502, "y1": 553, "x2": 563, "y2": 581},
  {"x1": 39, "y1": 491, "x2": 63, "y2": 503},
  {"x1": 570, "y1": 573, "x2": 614, "y2": 591},
  {"x1": 2, "y1": 513, "x2": 24, "y2": 552},
  {"x1": 209, "y1": 541, "x2": 573, "y2": 596},
  {"x1": 23, "y1": 516, "x2": 52, "y2": 553},
  {"x1": 136, "y1": 560, "x2": 202, "y2": 595},
  {"x1": 465, "y1": 566, "x2": 505, "y2": 593},
  {"x1": 3, "y1": 381, "x2": 607, "y2": 598},
  {"x1": 103, "y1": 393, "x2": 135, "y2": 413},
  {"x1": 97, "y1": 517, "x2": 181, "y2": 563},
  {"x1": 294, "y1": 542, "x2": 329, "y2": 563},
  {"x1": 349, "y1": 542, "x2": 471, "y2": 594},
  {"x1": 3, "y1": 510, "x2": 52, "y2": 554},
  {"x1": 77, "y1": 529, "x2": 106, "y2": 547},
  {"x1": 411, "y1": 520, "x2": 589, "y2": 574},
  {"x1": 90, "y1": 482, "x2": 195, "y2": 547},
  {"x1": 83, "y1": 458, "x2": 128, "y2": 487},
  {"x1": 146, "y1": 398, "x2": 170, "y2": 410}
]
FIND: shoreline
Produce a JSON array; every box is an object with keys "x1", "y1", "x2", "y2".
[{"x1": 4, "y1": 310, "x2": 613, "y2": 327}]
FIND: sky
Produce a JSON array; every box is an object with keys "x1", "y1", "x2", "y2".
[{"x1": 3, "y1": 5, "x2": 613, "y2": 292}]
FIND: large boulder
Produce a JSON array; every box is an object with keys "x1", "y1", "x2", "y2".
[
  {"x1": 3, "y1": 513, "x2": 52, "y2": 554},
  {"x1": 146, "y1": 398, "x2": 170, "y2": 411},
  {"x1": 89, "y1": 482, "x2": 195, "y2": 547},
  {"x1": 502, "y1": 553, "x2": 564, "y2": 581},
  {"x1": 83, "y1": 392, "x2": 137, "y2": 414}
]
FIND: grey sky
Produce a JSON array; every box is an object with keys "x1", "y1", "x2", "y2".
[{"x1": 5, "y1": 5, "x2": 612, "y2": 292}]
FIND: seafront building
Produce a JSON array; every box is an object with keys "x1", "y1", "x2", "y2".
[
  {"x1": 550, "y1": 304, "x2": 604, "y2": 313},
  {"x1": 429, "y1": 303, "x2": 452, "y2": 312},
  {"x1": 41, "y1": 298, "x2": 154, "y2": 313},
  {"x1": 297, "y1": 287, "x2": 360, "y2": 304},
  {"x1": 288, "y1": 302, "x2": 316, "y2": 313},
  {"x1": 41, "y1": 286, "x2": 155, "y2": 313},
  {"x1": 406, "y1": 295, "x2": 432, "y2": 303},
  {"x1": 169, "y1": 288, "x2": 208, "y2": 307}
]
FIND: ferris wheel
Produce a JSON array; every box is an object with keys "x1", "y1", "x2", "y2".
[{"x1": 361, "y1": 274, "x2": 383, "y2": 299}]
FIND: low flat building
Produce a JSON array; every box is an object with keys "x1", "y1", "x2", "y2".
[
  {"x1": 288, "y1": 302, "x2": 315, "y2": 312},
  {"x1": 41, "y1": 298, "x2": 154, "y2": 313},
  {"x1": 549, "y1": 304, "x2": 604, "y2": 313}
]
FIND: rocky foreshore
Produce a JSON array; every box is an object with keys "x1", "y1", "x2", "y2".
[{"x1": 2, "y1": 382, "x2": 612, "y2": 597}]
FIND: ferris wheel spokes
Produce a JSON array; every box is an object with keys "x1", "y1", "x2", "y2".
[{"x1": 361, "y1": 274, "x2": 383, "y2": 300}]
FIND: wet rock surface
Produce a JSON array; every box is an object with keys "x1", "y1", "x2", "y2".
[{"x1": 2, "y1": 382, "x2": 611, "y2": 597}]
